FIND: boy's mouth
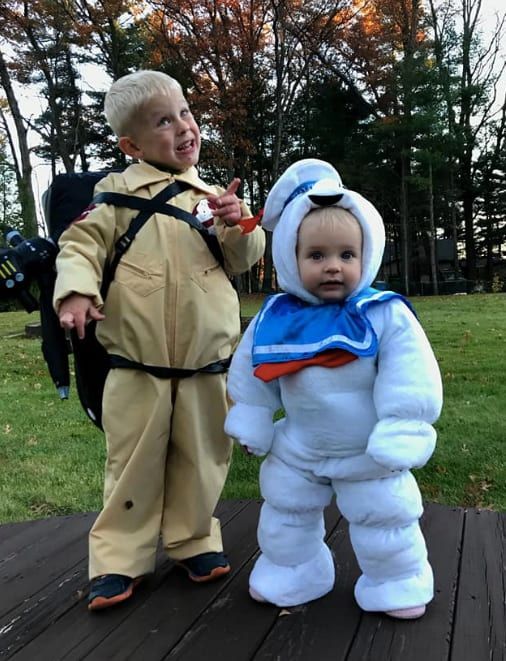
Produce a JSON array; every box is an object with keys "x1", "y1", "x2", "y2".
[{"x1": 177, "y1": 140, "x2": 194, "y2": 153}]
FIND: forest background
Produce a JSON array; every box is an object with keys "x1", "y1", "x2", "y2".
[{"x1": 0, "y1": 0, "x2": 505, "y2": 297}]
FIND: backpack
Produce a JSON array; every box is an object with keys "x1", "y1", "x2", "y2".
[{"x1": 34, "y1": 170, "x2": 228, "y2": 430}]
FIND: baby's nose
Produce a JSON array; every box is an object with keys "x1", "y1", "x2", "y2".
[{"x1": 325, "y1": 257, "x2": 341, "y2": 271}]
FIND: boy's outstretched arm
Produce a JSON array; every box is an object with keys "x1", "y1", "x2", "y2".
[
  {"x1": 58, "y1": 293, "x2": 105, "y2": 340},
  {"x1": 207, "y1": 178, "x2": 242, "y2": 226}
]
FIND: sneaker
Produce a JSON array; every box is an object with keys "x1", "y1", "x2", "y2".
[
  {"x1": 385, "y1": 605, "x2": 426, "y2": 619},
  {"x1": 88, "y1": 573, "x2": 142, "y2": 611},
  {"x1": 177, "y1": 551, "x2": 230, "y2": 583}
]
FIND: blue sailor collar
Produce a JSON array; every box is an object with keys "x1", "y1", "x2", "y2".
[{"x1": 252, "y1": 288, "x2": 414, "y2": 366}]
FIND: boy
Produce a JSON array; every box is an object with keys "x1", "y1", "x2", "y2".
[
  {"x1": 54, "y1": 70, "x2": 265, "y2": 611},
  {"x1": 225, "y1": 159, "x2": 442, "y2": 619}
]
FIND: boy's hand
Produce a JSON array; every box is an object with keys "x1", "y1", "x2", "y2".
[
  {"x1": 58, "y1": 293, "x2": 105, "y2": 340},
  {"x1": 208, "y1": 178, "x2": 242, "y2": 226}
]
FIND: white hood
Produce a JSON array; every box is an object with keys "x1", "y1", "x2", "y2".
[{"x1": 262, "y1": 159, "x2": 385, "y2": 305}]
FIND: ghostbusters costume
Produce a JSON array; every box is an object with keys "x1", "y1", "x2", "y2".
[
  {"x1": 54, "y1": 161, "x2": 265, "y2": 579},
  {"x1": 225, "y1": 159, "x2": 443, "y2": 612}
]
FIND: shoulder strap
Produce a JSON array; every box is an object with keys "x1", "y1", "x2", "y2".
[{"x1": 97, "y1": 180, "x2": 224, "y2": 297}]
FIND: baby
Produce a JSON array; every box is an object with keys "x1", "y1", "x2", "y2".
[{"x1": 225, "y1": 159, "x2": 443, "y2": 619}]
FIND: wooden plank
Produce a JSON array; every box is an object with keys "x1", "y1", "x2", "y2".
[
  {"x1": 89, "y1": 500, "x2": 263, "y2": 660},
  {"x1": 164, "y1": 506, "x2": 343, "y2": 661},
  {"x1": 0, "y1": 521, "x2": 36, "y2": 546},
  {"x1": 252, "y1": 513, "x2": 360, "y2": 661},
  {"x1": 344, "y1": 503, "x2": 465, "y2": 661},
  {"x1": 2, "y1": 501, "x2": 503, "y2": 661},
  {"x1": 0, "y1": 514, "x2": 93, "y2": 561},
  {"x1": 5, "y1": 500, "x2": 250, "y2": 660},
  {"x1": 253, "y1": 503, "x2": 465, "y2": 661},
  {"x1": 451, "y1": 508, "x2": 506, "y2": 661},
  {"x1": 0, "y1": 513, "x2": 96, "y2": 620}
]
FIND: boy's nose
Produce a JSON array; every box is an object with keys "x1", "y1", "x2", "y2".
[{"x1": 176, "y1": 117, "x2": 190, "y2": 133}]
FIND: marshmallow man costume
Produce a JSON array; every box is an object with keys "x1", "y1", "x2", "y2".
[{"x1": 225, "y1": 159, "x2": 443, "y2": 611}]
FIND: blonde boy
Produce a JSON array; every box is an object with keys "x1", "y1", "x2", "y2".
[{"x1": 54, "y1": 70, "x2": 265, "y2": 610}]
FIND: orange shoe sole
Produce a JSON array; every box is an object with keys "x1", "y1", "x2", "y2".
[
  {"x1": 88, "y1": 577, "x2": 143, "y2": 611},
  {"x1": 178, "y1": 562, "x2": 231, "y2": 583}
]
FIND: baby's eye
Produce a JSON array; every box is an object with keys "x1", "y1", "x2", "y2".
[
  {"x1": 159, "y1": 116, "x2": 171, "y2": 126},
  {"x1": 309, "y1": 251, "x2": 324, "y2": 261},
  {"x1": 342, "y1": 250, "x2": 354, "y2": 260}
]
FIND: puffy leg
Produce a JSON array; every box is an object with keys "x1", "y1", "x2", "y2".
[
  {"x1": 335, "y1": 471, "x2": 433, "y2": 613},
  {"x1": 250, "y1": 455, "x2": 334, "y2": 607}
]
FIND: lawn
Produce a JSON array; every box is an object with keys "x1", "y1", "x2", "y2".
[{"x1": 0, "y1": 293, "x2": 505, "y2": 522}]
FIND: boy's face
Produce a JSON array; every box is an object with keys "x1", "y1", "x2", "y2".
[
  {"x1": 296, "y1": 211, "x2": 362, "y2": 302},
  {"x1": 119, "y1": 90, "x2": 201, "y2": 171}
]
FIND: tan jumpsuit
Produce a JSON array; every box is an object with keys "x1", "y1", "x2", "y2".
[{"x1": 54, "y1": 161, "x2": 265, "y2": 578}]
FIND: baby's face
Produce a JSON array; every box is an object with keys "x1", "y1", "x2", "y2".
[
  {"x1": 296, "y1": 212, "x2": 362, "y2": 302},
  {"x1": 126, "y1": 91, "x2": 201, "y2": 171}
]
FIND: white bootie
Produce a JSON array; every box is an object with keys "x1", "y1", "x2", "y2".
[{"x1": 249, "y1": 544, "x2": 335, "y2": 607}]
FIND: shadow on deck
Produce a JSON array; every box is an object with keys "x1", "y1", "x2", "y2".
[{"x1": 0, "y1": 500, "x2": 504, "y2": 660}]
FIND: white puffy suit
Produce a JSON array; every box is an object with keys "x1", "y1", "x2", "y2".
[{"x1": 225, "y1": 159, "x2": 443, "y2": 611}]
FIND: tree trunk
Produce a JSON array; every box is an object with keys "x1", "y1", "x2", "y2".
[
  {"x1": 400, "y1": 155, "x2": 410, "y2": 296},
  {"x1": 428, "y1": 160, "x2": 439, "y2": 295},
  {"x1": 0, "y1": 51, "x2": 37, "y2": 236}
]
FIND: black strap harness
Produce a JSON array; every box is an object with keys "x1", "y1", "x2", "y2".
[{"x1": 95, "y1": 179, "x2": 230, "y2": 379}]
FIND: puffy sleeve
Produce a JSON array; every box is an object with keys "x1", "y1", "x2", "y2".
[
  {"x1": 365, "y1": 299, "x2": 443, "y2": 471},
  {"x1": 225, "y1": 314, "x2": 282, "y2": 456}
]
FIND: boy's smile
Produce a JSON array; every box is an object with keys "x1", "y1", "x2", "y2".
[
  {"x1": 296, "y1": 210, "x2": 363, "y2": 302},
  {"x1": 119, "y1": 92, "x2": 201, "y2": 171}
]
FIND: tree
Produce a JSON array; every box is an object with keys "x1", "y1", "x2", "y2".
[
  {"x1": 428, "y1": 0, "x2": 506, "y2": 280},
  {"x1": 0, "y1": 127, "x2": 22, "y2": 232},
  {"x1": 0, "y1": 53, "x2": 37, "y2": 236}
]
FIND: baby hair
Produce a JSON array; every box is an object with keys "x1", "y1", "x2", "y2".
[
  {"x1": 299, "y1": 206, "x2": 362, "y2": 243},
  {"x1": 304, "y1": 205, "x2": 360, "y2": 229},
  {"x1": 104, "y1": 70, "x2": 183, "y2": 137}
]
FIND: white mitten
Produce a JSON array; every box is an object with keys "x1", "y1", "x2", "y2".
[
  {"x1": 367, "y1": 417, "x2": 437, "y2": 471},
  {"x1": 225, "y1": 402, "x2": 275, "y2": 457}
]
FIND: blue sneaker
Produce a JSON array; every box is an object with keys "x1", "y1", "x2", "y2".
[
  {"x1": 177, "y1": 552, "x2": 230, "y2": 583},
  {"x1": 88, "y1": 573, "x2": 142, "y2": 611}
]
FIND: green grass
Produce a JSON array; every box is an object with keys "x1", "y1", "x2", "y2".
[{"x1": 1, "y1": 293, "x2": 505, "y2": 522}]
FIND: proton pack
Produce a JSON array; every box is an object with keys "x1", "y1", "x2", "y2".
[{"x1": 2, "y1": 170, "x2": 229, "y2": 430}]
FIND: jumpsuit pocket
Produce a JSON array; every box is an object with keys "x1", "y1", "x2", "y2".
[
  {"x1": 115, "y1": 253, "x2": 164, "y2": 297},
  {"x1": 190, "y1": 262, "x2": 226, "y2": 293}
]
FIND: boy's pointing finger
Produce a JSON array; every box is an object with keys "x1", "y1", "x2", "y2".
[{"x1": 225, "y1": 178, "x2": 241, "y2": 196}]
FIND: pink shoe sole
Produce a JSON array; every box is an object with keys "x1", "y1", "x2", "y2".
[{"x1": 385, "y1": 605, "x2": 426, "y2": 619}]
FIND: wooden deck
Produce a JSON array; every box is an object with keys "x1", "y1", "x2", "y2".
[{"x1": 0, "y1": 500, "x2": 504, "y2": 660}]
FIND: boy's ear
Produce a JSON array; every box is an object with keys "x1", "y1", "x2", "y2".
[{"x1": 118, "y1": 136, "x2": 143, "y2": 159}]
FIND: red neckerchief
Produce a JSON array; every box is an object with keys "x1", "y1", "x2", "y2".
[{"x1": 254, "y1": 348, "x2": 357, "y2": 382}]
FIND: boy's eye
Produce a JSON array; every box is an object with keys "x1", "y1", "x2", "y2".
[
  {"x1": 342, "y1": 251, "x2": 354, "y2": 260},
  {"x1": 309, "y1": 251, "x2": 324, "y2": 261}
]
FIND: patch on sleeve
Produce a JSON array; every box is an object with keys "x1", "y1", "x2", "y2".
[{"x1": 73, "y1": 204, "x2": 97, "y2": 223}]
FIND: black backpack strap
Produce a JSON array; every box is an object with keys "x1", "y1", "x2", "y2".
[
  {"x1": 93, "y1": 191, "x2": 202, "y2": 230},
  {"x1": 97, "y1": 180, "x2": 224, "y2": 297},
  {"x1": 109, "y1": 354, "x2": 231, "y2": 377}
]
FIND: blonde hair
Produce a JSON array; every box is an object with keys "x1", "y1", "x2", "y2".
[
  {"x1": 104, "y1": 70, "x2": 183, "y2": 137},
  {"x1": 302, "y1": 205, "x2": 361, "y2": 232}
]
